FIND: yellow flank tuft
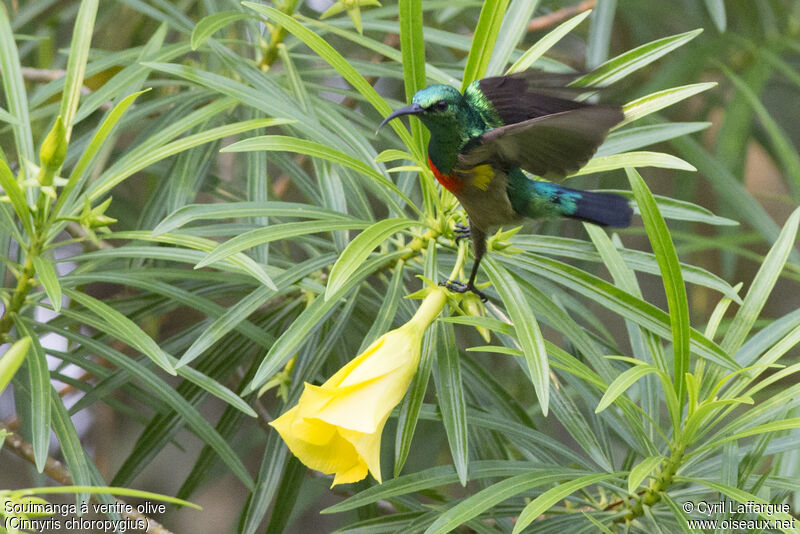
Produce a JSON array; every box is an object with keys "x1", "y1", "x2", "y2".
[{"x1": 470, "y1": 164, "x2": 494, "y2": 191}]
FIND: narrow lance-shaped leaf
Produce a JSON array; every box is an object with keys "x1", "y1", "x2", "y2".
[
  {"x1": 586, "y1": 0, "x2": 616, "y2": 68},
  {"x1": 512, "y1": 473, "x2": 623, "y2": 534},
  {"x1": 627, "y1": 455, "x2": 665, "y2": 494},
  {"x1": 191, "y1": 11, "x2": 250, "y2": 50},
  {"x1": 570, "y1": 152, "x2": 695, "y2": 177},
  {"x1": 576, "y1": 29, "x2": 703, "y2": 87},
  {"x1": 59, "y1": 0, "x2": 98, "y2": 139},
  {"x1": 32, "y1": 256, "x2": 62, "y2": 312},
  {"x1": 489, "y1": 0, "x2": 541, "y2": 75},
  {"x1": 242, "y1": 3, "x2": 417, "y2": 151},
  {"x1": 627, "y1": 168, "x2": 691, "y2": 414},
  {"x1": 64, "y1": 288, "x2": 176, "y2": 375},
  {"x1": 399, "y1": 0, "x2": 426, "y2": 154},
  {"x1": 461, "y1": 0, "x2": 511, "y2": 89},
  {"x1": 0, "y1": 337, "x2": 31, "y2": 394},
  {"x1": 0, "y1": 6, "x2": 34, "y2": 159},
  {"x1": 0, "y1": 158, "x2": 34, "y2": 236},
  {"x1": 507, "y1": 9, "x2": 590, "y2": 74},
  {"x1": 704, "y1": 0, "x2": 726, "y2": 32},
  {"x1": 619, "y1": 82, "x2": 717, "y2": 128},
  {"x1": 432, "y1": 321, "x2": 469, "y2": 486},
  {"x1": 484, "y1": 258, "x2": 550, "y2": 415},
  {"x1": 722, "y1": 207, "x2": 800, "y2": 355},
  {"x1": 51, "y1": 89, "x2": 150, "y2": 223},
  {"x1": 596, "y1": 364, "x2": 658, "y2": 413},
  {"x1": 325, "y1": 218, "x2": 415, "y2": 300},
  {"x1": 13, "y1": 319, "x2": 51, "y2": 473},
  {"x1": 221, "y1": 135, "x2": 418, "y2": 214}
]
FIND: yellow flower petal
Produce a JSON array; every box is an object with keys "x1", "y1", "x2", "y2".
[{"x1": 270, "y1": 290, "x2": 447, "y2": 485}]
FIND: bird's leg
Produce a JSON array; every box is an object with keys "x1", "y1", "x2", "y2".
[
  {"x1": 441, "y1": 225, "x2": 488, "y2": 301},
  {"x1": 453, "y1": 222, "x2": 470, "y2": 241}
]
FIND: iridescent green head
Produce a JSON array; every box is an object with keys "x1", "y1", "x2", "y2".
[{"x1": 378, "y1": 85, "x2": 472, "y2": 134}]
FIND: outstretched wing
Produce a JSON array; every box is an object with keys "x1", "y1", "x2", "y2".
[
  {"x1": 466, "y1": 70, "x2": 602, "y2": 127},
  {"x1": 458, "y1": 106, "x2": 624, "y2": 178}
]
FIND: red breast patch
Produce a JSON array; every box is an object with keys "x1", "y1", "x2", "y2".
[{"x1": 428, "y1": 157, "x2": 462, "y2": 194}]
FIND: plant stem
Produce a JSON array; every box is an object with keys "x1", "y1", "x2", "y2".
[
  {"x1": 260, "y1": 0, "x2": 301, "y2": 70},
  {"x1": 0, "y1": 255, "x2": 35, "y2": 340},
  {"x1": 622, "y1": 443, "x2": 686, "y2": 522}
]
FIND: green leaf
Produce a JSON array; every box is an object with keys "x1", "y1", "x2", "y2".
[
  {"x1": 0, "y1": 158, "x2": 33, "y2": 236},
  {"x1": 570, "y1": 151, "x2": 696, "y2": 177},
  {"x1": 395, "y1": 310, "x2": 435, "y2": 476},
  {"x1": 698, "y1": 418, "x2": 800, "y2": 453},
  {"x1": 245, "y1": 252, "x2": 405, "y2": 393},
  {"x1": 432, "y1": 321, "x2": 469, "y2": 486},
  {"x1": 153, "y1": 201, "x2": 353, "y2": 236},
  {"x1": 242, "y1": 3, "x2": 416, "y2": 151},
  {"x1": 627, "y1": 455, "x2": 665, "y2": 494},
  {"x1": 461, "y1": 0, "x2": 511, "y2": 89},
  {"x1": 484, "y1": 258, "x2": 549, "y2": 415},
  {"x1": 586, "y1": 0, "x2": 616, "y2": 68},
  {"x1": 499, "y1": 254, "x2": 735, "y2": 370},
  {"x1": 52, "y1": 89, "x2": 150, "y2": 223},
  {"x1": 36, "y1": 320, "x2": 254, "y2": 489},
  {"x1": 0, "y1": 6, "x2": 34, "y2": 160},
  {"x1": 576, "y1": 29, "x2": 703, "y2": 87},
  {"x1": 507, "y1": 9, "x2": 590, "y2": 74},
  {"x1": 722, "y1": 208, "x2": 800, "y2": 355},
  {"x1": 721, "y1": 64, "x2": 800, "y2": 196},
  {"x1": 89, "y1": 116, "x2": 292, "y2": 202},
  {"x1": 221, "y1": 135, "x2": 417, "y2": 213},
  {"x1": 191, "y1": 11, "x2": 250, "y2": 50},
  {"x1": 59, "y1": 0, "x2": 98, "y2": 139},
  {"x1": 240, "y1": 432, "x2": 289, "y2": 534},
  {"x1": 326, "y1": 461, "x2": 536, "y2": 514},
  {"x1": 595, "y1": 364, "x2": 658, "y2": 413},
  {"x1": 178, "y1": 255, "x2": 332, "y2": 368},
  {"x1": 0, "y1": 336, "x2": 31, "y2": 394},
  {"x1": 581, "y1": 512, "x2": 616, "y2": 534},
  {"x1": 399, "y1": 0, "x2": 426, "y2": 154},
  {"x1": 670, "y1": 136, "x2": 794, "y2": 263},
  {"x1": 196, "y1": 219, "x2": 370, "y2": 269},
  {"x1": 597, "y1": 122, "x2": 711, "y2": 157},
  {"x1": 488, "y1": 0, "x2": 541, "y2": 75},
  {"x1": 512, "y1": 473, "x2": 622, "y2": 534},
  {"x1": 424, "y1": 470, "x2": 582, "y2": 534},
  {"x1": 64, "y1": 288, "x2": 176, "y2": 375},
  {"x1": 11, "y1": 320, "x2": 50, "y2": 473},
  {"x1": 361, "y1": 260, "x2": 406, "y2": 352},
  {"x1": 620, "y1": 83, "x2": 717, "y2": 127},
  {"x1": 628, "y1": 168, "x2": 691, "y2": 412},
  {"x1": 704, "y1": 0, "x2": 726, "y2": 32},
  {"x1": 326, "y1": 218, "x2": 415, "y2": 300},
  {"x1": 32, "y1": 256, "x2": 62, "y2": 312}
]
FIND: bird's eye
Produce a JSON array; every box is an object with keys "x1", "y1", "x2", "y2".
[{"x1": 432, "y1": 100, "x2": 448, "y2": 111}]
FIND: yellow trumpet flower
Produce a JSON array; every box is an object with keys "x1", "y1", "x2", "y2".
[{"x1": 270, "y1": 289, "x2": 446, "y2": 486}]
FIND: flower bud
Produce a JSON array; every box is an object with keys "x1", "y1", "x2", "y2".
[{"x1": 38, "y1": 116, "x2": 67, "y2": 186}]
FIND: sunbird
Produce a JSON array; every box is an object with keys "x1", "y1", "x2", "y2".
[{"x1": 379, "y1": 70, "x2": 632, "y2": 299}]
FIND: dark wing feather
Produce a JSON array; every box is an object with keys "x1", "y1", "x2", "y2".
[
  {"x1": 458, "y1": 106, "x2": 624, "y2": 178},
  {"x1": 473, "y1": 70, "x2": 601, "y2": 125}
]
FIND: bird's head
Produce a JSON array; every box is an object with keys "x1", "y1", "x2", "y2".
[{"x1": 378, "y1": 85, "x2": 468, "y2": 133}]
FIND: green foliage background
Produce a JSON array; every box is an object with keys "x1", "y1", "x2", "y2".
[{"x1": 1, "y1": 0, "x2": 799, "y2": 532}]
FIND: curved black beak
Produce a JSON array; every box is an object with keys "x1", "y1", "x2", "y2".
[{"x1": 377, "y1": 103, "x2": 425, "y2": 133}]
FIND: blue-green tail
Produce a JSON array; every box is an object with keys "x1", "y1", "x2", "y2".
[{"x1": 509, "y1": 172, "x2": 632, "y2": 228}]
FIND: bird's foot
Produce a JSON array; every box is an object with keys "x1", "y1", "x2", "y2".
[
  {"x1": 453, "y1": 222, "x2": 470, "y2": 241},
  {"x1": 439, "y1": 279, "x2": 488, "y2": 302}
]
